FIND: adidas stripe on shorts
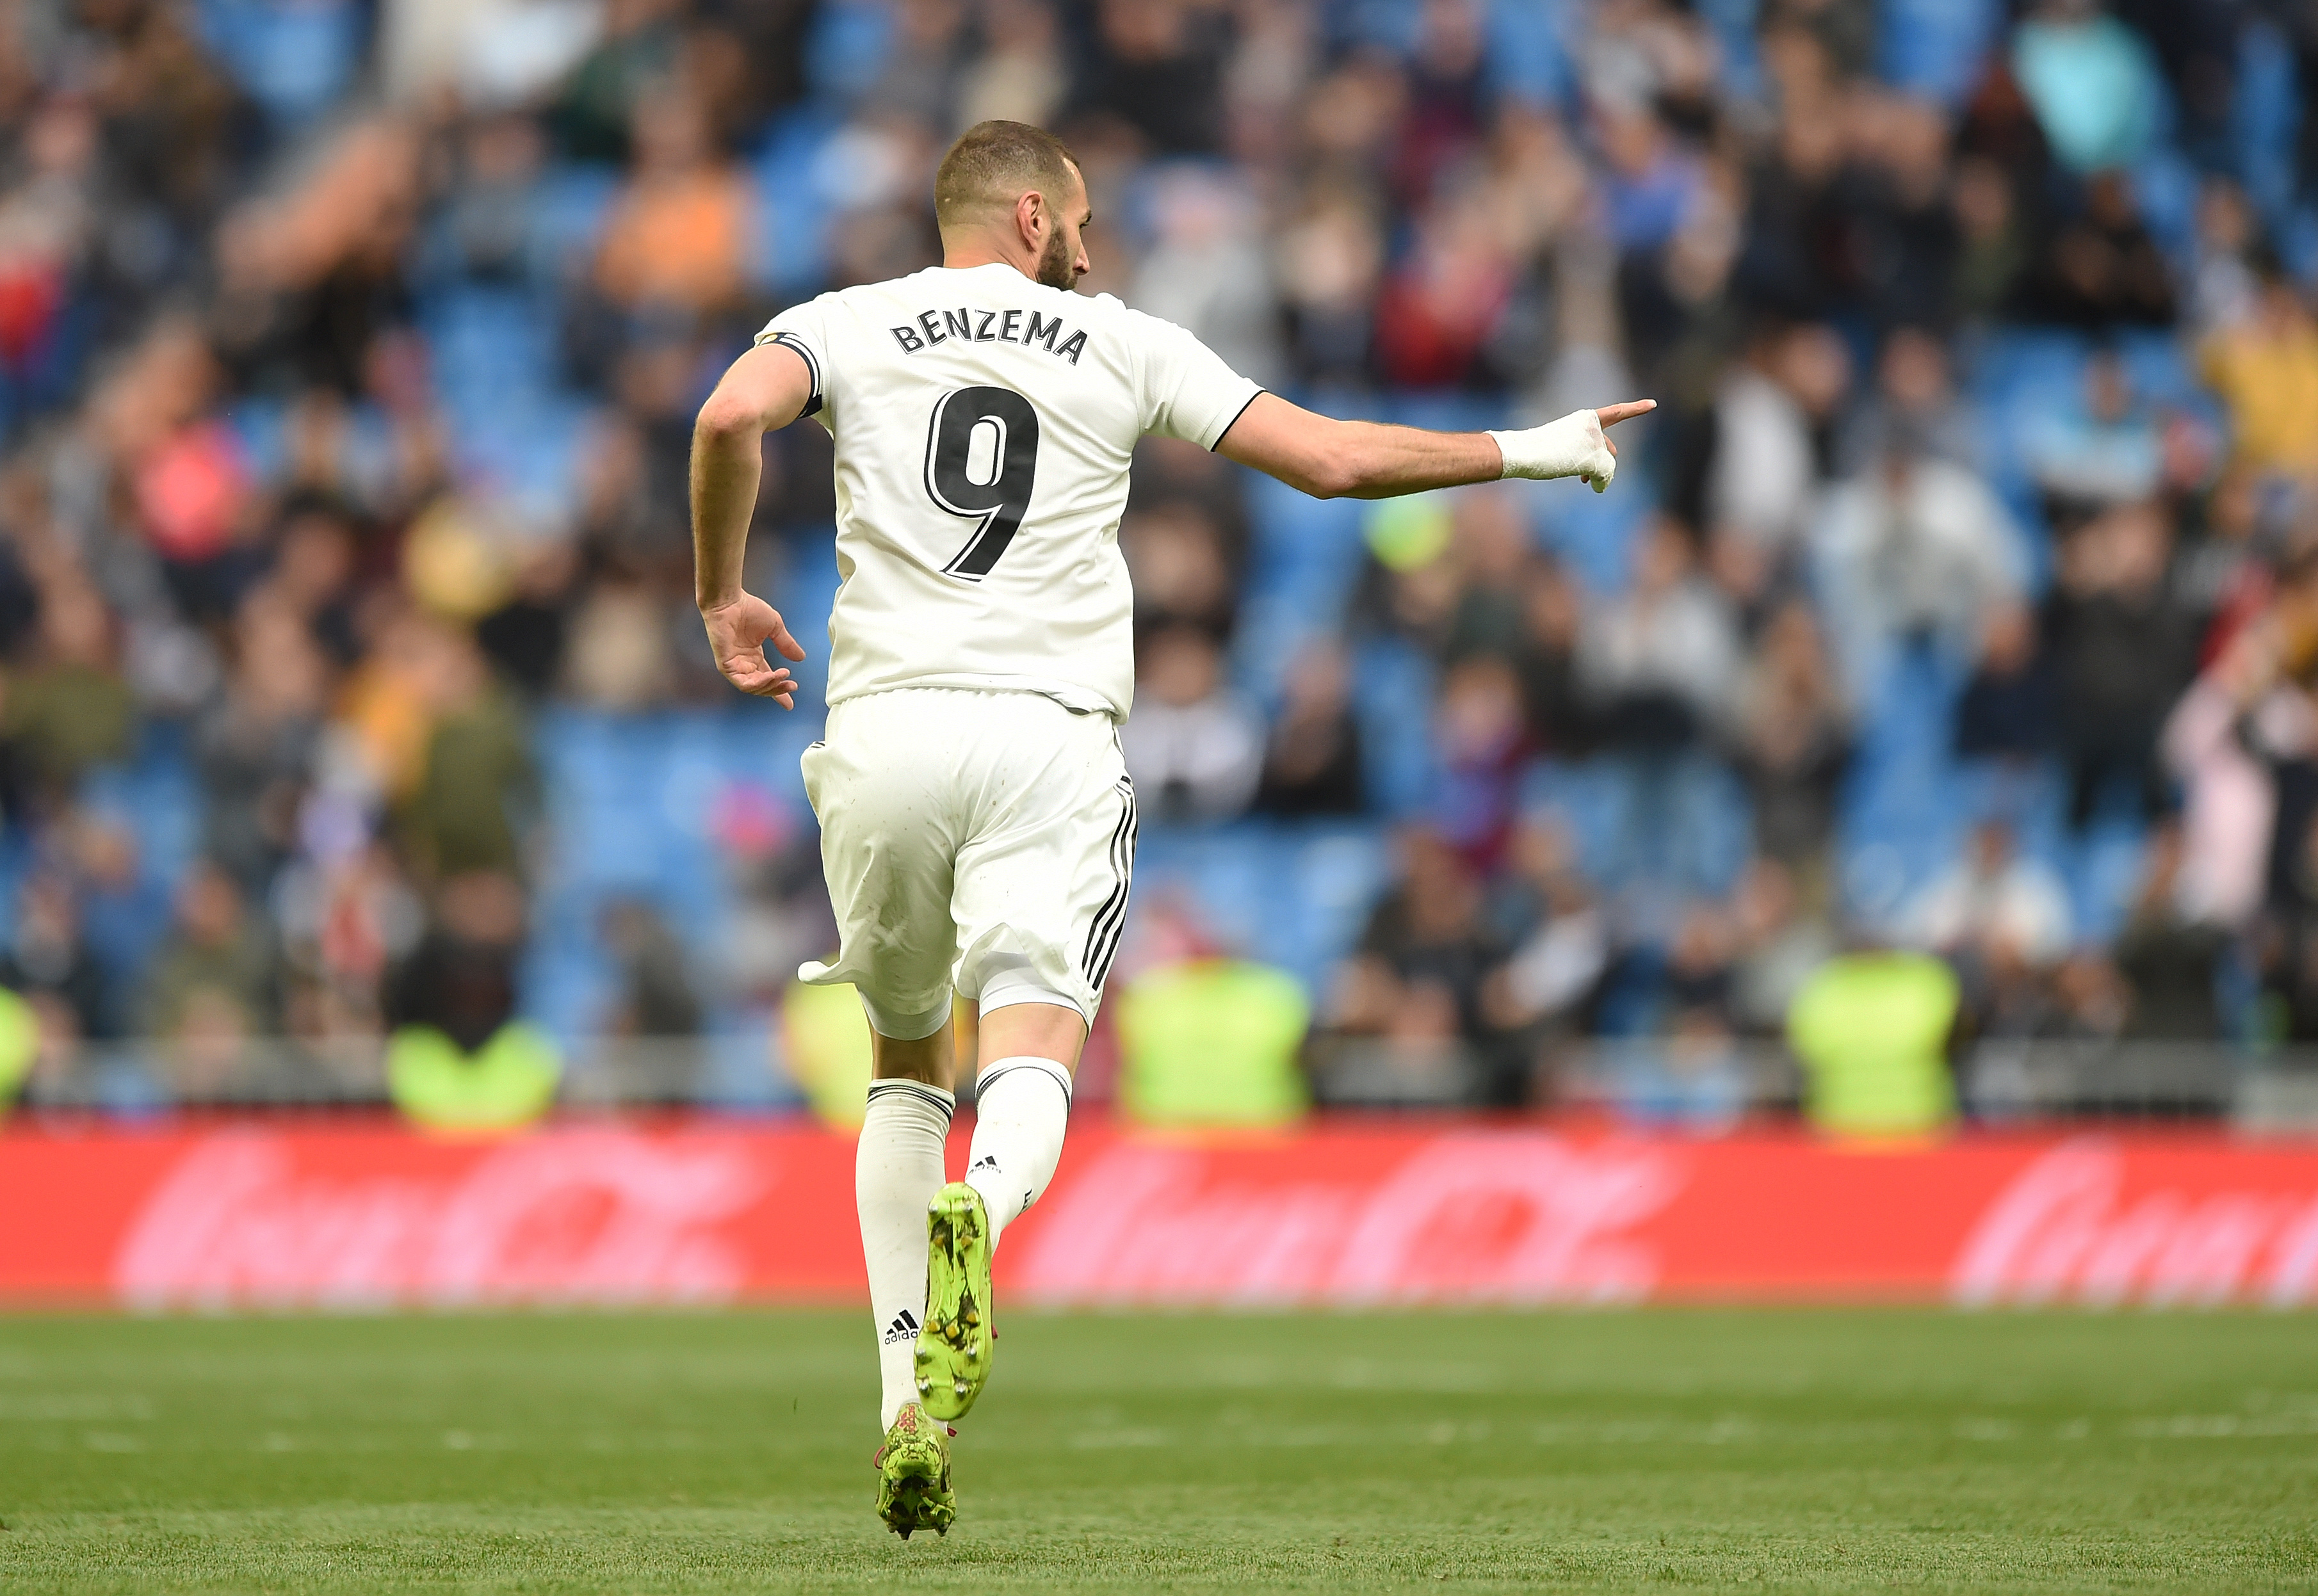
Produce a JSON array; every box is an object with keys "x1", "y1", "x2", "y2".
[{"x1": 798, "y1": 685, "x2": 1137, "y2": 1040}]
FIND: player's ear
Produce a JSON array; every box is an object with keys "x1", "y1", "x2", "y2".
[{"x1": 1016, "y1": 187, "x2": 1045, "y2": 252}]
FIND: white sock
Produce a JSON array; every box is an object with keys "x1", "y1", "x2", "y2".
[
  {"x1": 962, "y1": 1055, "x2": 1073, "y2": 1248},
  {"x1": 858, "y1": 1077, "x2": 953, "y2": 1431}
]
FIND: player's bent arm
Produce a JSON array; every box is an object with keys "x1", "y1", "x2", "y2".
[
  {"x1": 690, "y1": 341, "x2": 816, "y2": 705},
  {"x1": 1213, "y1": 392, "x2": 1655, "y2": 500}
]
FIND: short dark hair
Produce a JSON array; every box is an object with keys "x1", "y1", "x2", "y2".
[{"x1": 934, "y1": 120, "x2": 1082, "y2": 232}]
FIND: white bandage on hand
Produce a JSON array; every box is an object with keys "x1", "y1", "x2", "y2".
[{"x1": 1487, "y1": 410, "x2": 1617, "y2": 493}]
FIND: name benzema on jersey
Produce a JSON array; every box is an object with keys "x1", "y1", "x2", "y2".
[{"x1": 889, "y1": 304, "x2": 1090, "y2": 366}]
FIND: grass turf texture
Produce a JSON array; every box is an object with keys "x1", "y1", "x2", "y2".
[{"x1": 0, "y1": 1311, "x2": 2312, "y2": 1593}]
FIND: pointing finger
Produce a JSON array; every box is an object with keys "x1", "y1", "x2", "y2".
[{"x1": 1596, "y1": 399, "x2": 1658, "y2": 428}]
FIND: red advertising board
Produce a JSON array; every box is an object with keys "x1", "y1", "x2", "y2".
[{"x1": 6, "y1": 1120, "x2": 2317, "y2": 1310}]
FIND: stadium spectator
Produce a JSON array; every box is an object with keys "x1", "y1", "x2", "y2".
[
  {"x1": 0, "y1": 571, "x2": 134, "y2": 803},
  {"x1": 138, "y1": 859, "x2": 274, "y2": 1056},
  {"x1": 957, "y1": 0, "x2": 1068, "y2": 133},
  {"x1": 1605, "y1": 901, "x2": 1748, "y2": 1133},
  {"x1": 2043, "y1": 500, "x2": 2201, "y2": 830},
  {"x1": 1579, "y1": 515, "x2": 1740, "y2": 892},
  {"x1": 1439, "y1": 488, "x2": 1531, "y2": 662},
  {"x1": 1076, "y1": 0, "x2": 1228, "y2": 156},
  {"x1": 1838, "y1": 326, "x2": 1976, "y2": 480},
  {"x1": 1275, "y1": 177, "x2": 1384, "y2": 384},
  {"x1": 2028, "y1": 171, "x2": 2176, "y2": 329},
  {"x1": 382, "y1": 617, "x2": 539, "y2": 879},
  {"x1": 1122, "y1": 501, "x2": 1236, "y2": 641},
  {"x1": 1128, "y1": 168, "x2": 1283, "y2": 391},
  {"x1": 2109, "y1": 821, "x2": 2230, "y2": 1040},
  {"x1": 194, "y1": 599, "x2": 327, "y2": 895},
  {"x1": 3, "y1": 0, "x2": 2315, "y2": 1115},
  {"x1": 1327, "y1": 825, "x2": 1503, "y2": 1088},
  {"x1": 593, "y1": 88, "x2": 755, "y2": 319},
  {"x1": 547, "y1": 0, "x2": 684, "y2": 165},
  {"x1": 1955, "y1": 601, "x2": 2059, "y2": 766},
  {"x1": 2255, "y1": 801, "x2": 2318, "y2": 1043},
  {"x1": 1698, "y1": 323, "x2": 1843, "y2": 581},
  {"x1": 1, "y1": 871, "x2": 109, "y2": 1045},
  {"x1": 1120, "y1": 626, "x2": 1264, "y2": 825},
  {"x1": 2025, "y1": 347, "x2": 2164, "y2": 513},
  {"x1": 1483, "y1": 812, "x2": 1609, "y2": 1047},
  {"x1": 1254, "y1": 641, "x2": 1364, "y2": 818},
  {"x1": 1814, "y1": 417, "x2": 2024, "y2": 697},
  {"x1": 1733, "y1": 599, "x2": 1851, "y2": 875},
  {"x1": 1730, "y1": 857, "x2": 1837, "y2": 1036},
  {"x1": 1511, "y1": 553, "x2": 1592, "y2": 758},
  {"x1": 2188, "y1": 178, "x2": 2262, "y2": 339},
  {"x1": 1372, "y1": 188, "x2": 1526, "y2": 391},
  {"x1": 1949, "y1": 156, "x2": 2030, "y2": 323},
  {"x1": 2010, "y1": 0, "x2": 2160, "y2": 176},
  {"x1": 1431, "y1": 652, "x2": 1527, "y2": 868},
  {"x1": 388, "y1": 869, "x2": 527, "y2": 1056},
  {"x1": 600, "y1": 898, "x2": 701, "y2": 1038},
  {"x1": 1903, "y1": 818, "x2": 2074, "y2": 1040},
  {"x1": 2200, "y1": 258, "x2": 2318, "y2": 480},
  {"x1": 2162, "y1": 625, "x2": 2279, "y2": 928}
]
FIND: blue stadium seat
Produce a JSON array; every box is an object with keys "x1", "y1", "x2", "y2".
[
  {"x1": 752, "y1": 106, "x2": 846, "y2": 298},
  {"x1": 528, "y1": 164, "x2": 624, "y2": 294},
  {"x1": 1532, "y1": 474, "x2": 1645, "y2": 595},
  {"x1": 194, "y1": 0, "x2": 364, "y2": 128},
  {"x1": 1836, "y1": 645, "x2": 1975, "y2": 923},
  {"x1": 1351, "y1": 638, "x2": 1439, "y2": 818},
  {"x1": 1878, "y1": 0, "x2": 2002, "y2": 106},
  {"x1": 2235, "y1": 18, "x2": 2302, "y2": 228},
  {"x1": 223, "y1": 396, "x2": 288, "y2": 488},
  {"x1": 72, "y1": 725, "x2": 205, "y2": 1008},
  {"x1": 1484, "y1": 0, "x2": 1576, "y2": 106},
  {"x1": 802, "y1": 1, "x2": 895, "y2": 103},
  {"x1": 1274, "y1": 821, "x2": 1393, "y2": 993}
]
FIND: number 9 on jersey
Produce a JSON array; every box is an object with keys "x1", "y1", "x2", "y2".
[{"x1": 925, "y1": 385, "x2": 1042, "y2": 581}]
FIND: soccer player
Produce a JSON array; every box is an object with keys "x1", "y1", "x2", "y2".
[{"x1": 690, "y1": 120, "x2": 1651, "y2": 1538}]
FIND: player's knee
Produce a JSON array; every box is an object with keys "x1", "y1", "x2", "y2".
[{"x1": 977, "y1": 995, "x2": 1087, "y2": 1070}]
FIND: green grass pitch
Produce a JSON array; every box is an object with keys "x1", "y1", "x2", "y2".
[{"x1": 0, "y1": 1310, "x2": 2312, "y2": 1593}]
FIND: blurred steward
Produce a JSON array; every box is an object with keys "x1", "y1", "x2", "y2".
[
  {"x1": 385, "y1": 869, "x2": 557, "y2": 1131},
  {"x1": 1787, "y1": 942, "x2": 1959, "y2": 1140}
]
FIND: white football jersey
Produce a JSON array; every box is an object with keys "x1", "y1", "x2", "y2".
[{"x1": 755, "y1": 262, "x2": 1262, "y2": 720}]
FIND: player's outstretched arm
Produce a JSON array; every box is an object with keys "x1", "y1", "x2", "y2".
[
  {"x1": 691, "y1": 342, "x2": 816, "y2": 706},
  {"x1": 1213, "y1": 392, "x2": 1656, "y2": 501}
]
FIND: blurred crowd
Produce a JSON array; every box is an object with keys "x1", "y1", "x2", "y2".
[{"x1": 6, "y1": 0, "x2": 2318, "y2": 1115}]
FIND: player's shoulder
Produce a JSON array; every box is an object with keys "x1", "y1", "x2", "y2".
[
  {"x1": 1074, "y1": 290, "x2": 1171, "y2": 335},
  {"x1": 799, "y1": 268, "x2": 945, "y2": 320}
]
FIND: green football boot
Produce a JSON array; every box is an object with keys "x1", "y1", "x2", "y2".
[
  {"x1": 915, "y1": 1182, "x2": 994, "y2": 1421},
  {"x1": 872, "y1": 1402, "x2": 953, "y2": 1538}
]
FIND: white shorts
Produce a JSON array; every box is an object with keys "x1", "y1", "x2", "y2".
[{"x1": 798, "y1": 687, "x2": 1138, "y2": 1040}]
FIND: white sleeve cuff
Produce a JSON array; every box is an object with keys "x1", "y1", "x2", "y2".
[{"x1": 1487, "y1": 410, "x2": 1616, "y2": 493}]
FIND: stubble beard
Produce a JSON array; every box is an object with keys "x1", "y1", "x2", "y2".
[{"x1": 1035, "y1": 225, "x2": 1080, "y2": 291}]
